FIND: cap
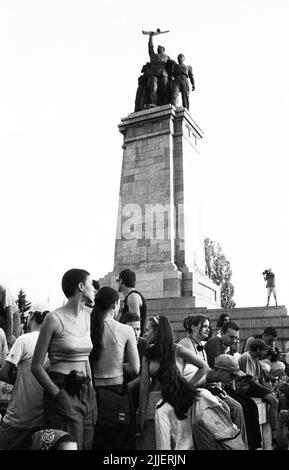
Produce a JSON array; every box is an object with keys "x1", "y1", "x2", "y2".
[{"x1": 214, "y1": 354, "x2": 244, "y2": 376}]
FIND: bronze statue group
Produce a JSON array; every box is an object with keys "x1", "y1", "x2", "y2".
[{"x1": 135, "y1": 31, "x2": 195, "y2": 112}]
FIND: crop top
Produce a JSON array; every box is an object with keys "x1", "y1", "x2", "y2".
[
  {"x1": 92, "y1": 318, "x2": 128, "y2": 386},
  {"x1": 48, "y1": 310, "x2": 92, "y2": 364}
]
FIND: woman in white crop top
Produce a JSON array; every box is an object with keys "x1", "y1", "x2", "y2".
[
  {"x1": 90, "y1": 286, "x2": 140, "y2": 449},
  {"x1": 31, "y1": 268, "x2": 98, "y2": 450}
]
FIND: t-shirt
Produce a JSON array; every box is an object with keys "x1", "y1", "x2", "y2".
[
  {"x1": 204, "y1": 336, "x2": 226, "y2": 368},
  {"x1": 265, "y1": 272, "x2": 275, "y2": 288},
  {"x1": 238, "y1": 352, "x2": 262, "y2": 382},
  {"x1": 3, "y1": 331, "x2": 48, "y2": 428}
]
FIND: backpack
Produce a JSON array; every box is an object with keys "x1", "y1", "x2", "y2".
[{"x1": 191, "y1": 389, "x2": 246, "y2": 450}]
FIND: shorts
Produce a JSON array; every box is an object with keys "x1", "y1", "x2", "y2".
[
  {"x1": 43, "y1": 371, "x2": 97, "y2": 450},
  {"x1": 267, "y1": 287, "x2": 277, "y2": 296}
]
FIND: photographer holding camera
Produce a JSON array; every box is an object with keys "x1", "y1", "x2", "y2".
[{"x1": 263, "y1": 268, "x2": 278, "y2": 307}]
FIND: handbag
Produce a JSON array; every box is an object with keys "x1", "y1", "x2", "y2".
[{"x1": 97, "y1": 386, "x2": 131, "y2": 426}]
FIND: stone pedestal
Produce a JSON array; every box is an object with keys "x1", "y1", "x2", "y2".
[{"x1": 101, "y1": 104, "x2": 220, "y2": 308}]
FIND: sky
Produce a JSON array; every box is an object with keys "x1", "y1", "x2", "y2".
[{"x1": 0, "y1": 0, "x2": 288, "y2": 309}]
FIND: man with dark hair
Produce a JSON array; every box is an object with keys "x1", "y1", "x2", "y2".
[
  {"x1": 117, "y1": 269, "x2": 147, "y2": 337},
  {"x1": 204, "y1": 321, "x2": 240, "y2": 369},
  {"x1": 0, "y1": 282, "x2": 20, "y2": 348},
  {"x1": 242, "y1": 327, "x2": 278, "y2": 353},
  {"x1": 238, "y1": 338, "x2": 279, "y2": 447}
]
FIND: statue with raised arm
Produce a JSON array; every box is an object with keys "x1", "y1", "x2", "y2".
[
  {"x1": 171, "y1": 54, "x2": 195, "y2": 110},
  {"x1": 144, "y1": 29, "x2": 171, "y2": 106}
]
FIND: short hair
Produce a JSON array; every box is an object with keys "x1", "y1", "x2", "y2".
[
  {"x1": 250, "y1": 338, "x2": 269, "y2": 352},
  {"x1": 263, "y1": 327, "x2": 277, "y2": 338},
  {"x1": 61, "y1": 269, "x2": 90, "y2": 298},
  {"x1": 92, "y1": 279, "x2": 100, "y2": 291},
  {"x1": 30, "y1": 311, "x2": 49, "y2": 325},
  {"x1": 119, "y1": 269, "x2": 136, "y2": 288},
  {"x1": 221, "y1": 321, "x2": 239, "y2": 334},
  {"x1": 120, "y1": 312, "x2": 140, "y2": 324}
]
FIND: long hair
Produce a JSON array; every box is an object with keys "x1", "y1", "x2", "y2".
[
  {"x1": 145, "y1": 316, "x2": 175, "y2": 365},
  {"x1": 145, "y1": 315, "x2": 197, "y2": 419},
  {"x1": 90, "y1": 286, "x2": 119, "y2": 362},
  {"x1": 216, "y1": 313, "x2": 230, "y2": 328}
]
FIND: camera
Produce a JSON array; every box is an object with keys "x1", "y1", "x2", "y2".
[{"x1": 263, "y1": 270, "x2": 269, "y2": 276}]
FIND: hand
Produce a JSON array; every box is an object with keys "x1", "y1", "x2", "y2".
[
  {"x1": 192, "y1": 86, "x2": 195, "y2": 91},
  {"x1": 7, "y1": 334, "x2": 16, "y2": 349}
]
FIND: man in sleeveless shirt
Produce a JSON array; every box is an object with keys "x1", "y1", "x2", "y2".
[{"x1": 117, "y1": 269, "x2": 147, "y2": 337}]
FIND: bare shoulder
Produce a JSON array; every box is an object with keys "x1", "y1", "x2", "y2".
[
  {"x1": 178, "y1": 337, "x2": 191, "y2": 348},
  {"x1": 128, "y1": 291, "x2": 142, "y2": 302},
  {"x1": 117, "y1": 321, "x2": 136, "y2": 340},
  {"x1": 42, "y1": 310, "x2": 63, "y2": 333}
]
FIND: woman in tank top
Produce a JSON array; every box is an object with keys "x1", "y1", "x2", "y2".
[
  {"x1": 177, "y1": 315, "x2": 211, "y2": 384},
  {"x1": 90, "y1": 286, "x2": 140, "y2": 449},
  {"x1": 138, "y1": 315, "x2": 209, "y2": 450},
  {"x1": 31, "y1": 268, "x2": 98, "y2": 450}
]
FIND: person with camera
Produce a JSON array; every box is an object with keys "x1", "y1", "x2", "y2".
[{"x1": 263, "y1": 268, "x2": 278, "y2": 306}]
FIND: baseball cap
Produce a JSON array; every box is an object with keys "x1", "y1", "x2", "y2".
[{"x1": 214, "y1": 354, "x2": 245, "y2": 376}]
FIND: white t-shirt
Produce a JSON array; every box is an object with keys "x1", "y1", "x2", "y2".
[{"x1": 4, "y1": 331, "x2": 48, "y2": 429}]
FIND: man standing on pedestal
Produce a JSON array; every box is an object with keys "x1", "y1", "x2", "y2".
[
  {"x1": 263, "y1": 268, "x2": 278, "y2": 306},
  {"x1": 117, "y1": 269, "x2": 147, "y2": 338}
]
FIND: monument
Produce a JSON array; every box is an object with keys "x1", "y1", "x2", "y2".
[{"x1": 100, "y1": 29, "x2": 220, "y2": 309}]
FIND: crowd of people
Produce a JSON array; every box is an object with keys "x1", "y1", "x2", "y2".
[{"x1": 0, "y1": 269, "x2": 288, "y2": 451}]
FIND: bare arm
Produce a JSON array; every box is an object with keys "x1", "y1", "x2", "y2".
[
  {"x1": 148, "y1": 34, "x2": 155, "y2": 57},
  {"x1": 31, "y1": 313, "x2": 61, "y2": 398},
  {"x1": 126, "y1": 292, "x2": 142, "y2": 316},
  {"x1": 188, "y1": 65, "x2": 195, "y2": 90},
  {"x1": 5, "y1": 307, "x2": 16, "y2": 347},
  {"x1": 176, "y1": 343, "x2": 210, "y2": 386},
  {"x1": 123, "y1": 327, "x2": 140, "y2": 377}
]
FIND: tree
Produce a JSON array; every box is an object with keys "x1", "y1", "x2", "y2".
[
  {"x1": 204, "y1": 237, "x2": 236, "y2": 309},
  {"x1": 16, "y1": 289, "x2": 32, "y2": 326}
]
